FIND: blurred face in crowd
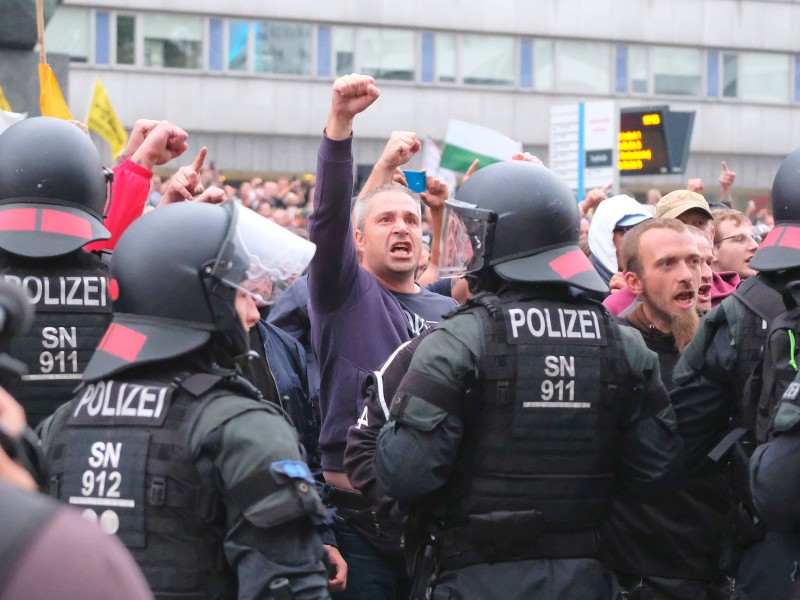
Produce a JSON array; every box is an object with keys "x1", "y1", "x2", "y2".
[
  {"x1": 713, "y1": 219, "x2": 759, "y2": 279},
  {"x1": 690, "y1": 229, "x2": 714, "y2": 313},
  {"x1": 270, "y1": 208, "x2": 291, "y2": 228},
  {"x1": 234, "y1": 278, "x2": 272, "y2": 331},
  {"x1": 263, "y1": 181, "x2": 280, "y2": 199},
  {"x1": 416, "y1": 243, "x2": 431, "y2": 281},
  {"x1": 235, "y1": 289, "x2": 260, "y2": 332},
  {"x1": 676, "y1": 208, "x2": 713, "y2": 232},
  {"x1": 626, "y1": 226, "x2": 702, "y2": 349},
  {"x1": 612, "y1": 225, "x2": 634, "y2": 272},
  {"x1": 355, "y1": 189, "x2": 422, "y2": 292}
]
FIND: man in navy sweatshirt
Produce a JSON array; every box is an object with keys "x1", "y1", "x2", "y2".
[{"x1": 307, "y1": 74, "x2": 456, "y2": 599}]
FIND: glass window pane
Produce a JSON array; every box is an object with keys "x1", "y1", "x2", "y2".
[
  {"x1": 556, "y1": 41, "x2": 610, "y2": 93},
  {"x1": 723, "y1": 53, "x2": 738, "y2": 98},
  {"x1": 45, "y1": 6, "x2": 90, "y2": 62},
  {"x1": 651, "y1": 47, "x2": 702, "y2": 96},
  {"x1": 738, "y1": 53, "x2": 790, "y2": 103},
  {"x1": 116, "y1": 15, "x2": 135, "y2": 65},
  {"x1": 333, "y1": 26, "x2": 354, "y2": 76},
  {"x1": 142, "y1": 14, "x2": 203, "y2": 69},
  {"x1": 461, "y1": 34, "x2": 514, "y2": 85},
  {"x1": 254, "y1": 21, "x2": 312, "y2": 76},
  {"x1": 436, "y1": 33, "x2": 456, "y2": 83},
  {"x1": 629, "y1": 45, "x2": 648, "y2": 93},
  {"x1": 533, "y1": 40, "x2": 554, "y2": 91},
  {"x1": 358, "y1": 28, "x2": 415, "y2": 81},
  {"x1": 228, "y1": 20, "x2": 248, "y2": 71}
]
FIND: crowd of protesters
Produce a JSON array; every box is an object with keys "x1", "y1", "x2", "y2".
[{"x1": 0, "y1": 71, "x2": 796, "y2": 600}]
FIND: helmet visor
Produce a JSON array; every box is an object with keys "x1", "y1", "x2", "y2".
[
  {"x1": 437, "y1": 198, "x2": 494, "y2": 278},
  {"x1": 210, "y1": 201, "x2": 316, "y2": 305}
]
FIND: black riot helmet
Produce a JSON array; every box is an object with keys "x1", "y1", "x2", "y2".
[
  {"x1": 0, "y1": 116, "x2": 111, "y2": 258},
  {"x1": 750, "y1": 146, "x2": 800, "y2": 272},
  {"x1": 83, "y1": 200, "x2": 316, "y2": 380},
  {"x1": 437, "y1": 160, "x2": 607, "y2": 293}
]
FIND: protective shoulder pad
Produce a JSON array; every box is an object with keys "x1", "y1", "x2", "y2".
[{"x1": 444, "y1": 291, "x2": 502, "y2": 320}]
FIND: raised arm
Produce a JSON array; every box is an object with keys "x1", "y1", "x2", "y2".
[{"x1": 307, "y1": 75, "x2": 380, "y2": 311}]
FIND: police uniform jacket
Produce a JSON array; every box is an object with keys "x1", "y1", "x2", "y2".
[
  {"x1": 375, "y1": 288, "x2": 684, "y2": 600},
  {"x1": 40, "y1": 355, "x2": 331, "y2": 600}
]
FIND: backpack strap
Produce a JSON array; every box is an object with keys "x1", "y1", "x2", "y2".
[{"x1": 733, "y1": 276, "x2": 784, "y2": 323}]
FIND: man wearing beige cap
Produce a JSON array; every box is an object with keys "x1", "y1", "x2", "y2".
[{"x1": 655, "y1": 189, "x2": 715, "y2": 233}]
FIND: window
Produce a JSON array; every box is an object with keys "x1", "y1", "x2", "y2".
[
  {"x1": 45, "y1": 6, "x2": 90, "y2": 62},
  {"x1": 629, "y1": 46, "x2": 648, "y2": 93},
  {"x1": 358, "y1": 28, "x2": 415, "y2": 81},
  {"x1": 228, "y1": 20, "x2": 249, "y2": 71},
  {"x1": 461, "y1": 34, "x2": 514, "y2": 86},
  {"x1": 332, "y1": 26, "x2": 354, "y2": 76},
  {"x1": 142, "y1": 14, "x2": 203, "y2": 69},
  {"x1": 626, "y1": 45, "x2": 702, "y2": 96},
  {"x1": 725, "y1": 52, "x2": 790, "y2": 103},
  {"x1": 651, "y1": 47, "x2": 702, "y2": 96},
  {"x1": 557, "y1": 41, "x2": 610, "y2": 94},
  {"x1": 436, "y1": 33, "x2": 456, "y2": 83},
  {"x1": 116, "y1": 15, "x2": 135, "y2": 65},
  {"x1": 254, "y1": 21, "x2": 313, "y2": 76},
  {"x1": 533, "y1": 40, "x2": 554, "y2": 90},
  {"x1": 723, "y1": 53, "x2": 738, "y2": 97}
]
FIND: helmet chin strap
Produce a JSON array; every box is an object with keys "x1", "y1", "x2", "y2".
[{"x1": 469, "y1": 269, "x2": 502, "y2": 294}]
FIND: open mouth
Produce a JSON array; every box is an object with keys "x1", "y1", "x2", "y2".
[
  {"x1": 697, "y1": 284, "x2": 712, "y2": 302},
  {"x1": 674, "y1": 290, "x2": 695, "y2": 309},
  {"x1": 390, "y1": 241, "x2": 412, "y2": 256}
]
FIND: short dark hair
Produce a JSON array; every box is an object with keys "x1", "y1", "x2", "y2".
[
  {"x1": 352, "y1": 183, "x2": 421, "y2": 231},
  {"x1": 621, "y1": 218, "x2": 688, "y2": 276}
]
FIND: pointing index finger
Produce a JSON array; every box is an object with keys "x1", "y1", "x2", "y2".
[{"x1": 191, "y1": 146, "x2": 208, "y2": 173}]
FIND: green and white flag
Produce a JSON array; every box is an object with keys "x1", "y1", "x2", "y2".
[{"x1": 439, "y1": 119, "x2": 522, "y2": 173}]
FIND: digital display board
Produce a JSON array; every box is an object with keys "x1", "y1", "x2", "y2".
[
  {"x1": 618, "y1": 109, "x2": 670, "y2": 175},
  {"x1": 618, "y1": 106, "x2": 695, "y2": 176}
]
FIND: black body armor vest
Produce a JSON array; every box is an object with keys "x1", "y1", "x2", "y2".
[
  {"x1": 0, "y1": 250, "x2": 112, "y2": 427},
  {"x1": 47, "y1": 373, "x2": 242, "y2": 600},
  {"x1": 431, "y1": 292, "x2": 639, "y2": 566}
]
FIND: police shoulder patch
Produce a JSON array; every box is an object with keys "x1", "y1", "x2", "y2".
[{"x1": 270, "y1": 460, "x2": 314, "y2": 484}]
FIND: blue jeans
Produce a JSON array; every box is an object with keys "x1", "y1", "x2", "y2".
[{"x1": 332, "y1": 514, "x2": 411, "y2": 600}]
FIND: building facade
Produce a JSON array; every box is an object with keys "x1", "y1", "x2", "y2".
[{"x1": 31, "y1": 0, "x2": 800, "y2": 203}]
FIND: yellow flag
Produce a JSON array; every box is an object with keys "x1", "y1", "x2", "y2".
[
  {"x1": 39, "y1": 63, "x2": 73, "y2": 120},
  {"x1": 0, "y1": 83, "x2": 12, "y2": 112},
  {"x1": 87, "y1": 78, "x2": 128, "y2": 159}
]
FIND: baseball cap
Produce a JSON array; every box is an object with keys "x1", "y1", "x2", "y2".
[
  {"x1": 654, "y1": 190, "x2": 714, "y2": 220},
  {"x1": 615, "y1": 213, "x2": 651, "y2": 228}
]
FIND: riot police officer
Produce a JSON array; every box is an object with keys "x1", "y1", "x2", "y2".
[
  {"x1": 671, "y1": 145, "x2": 800, "y2": 599},
  {"x1": 374, "y1": 161, "x2": 684, "y2": 599},
  {"x1": 0, "y1": 117, "x2": 115, "y2": 427},
  {"x1": 39, "y1": 201, "x2": 331, "y2": 599}
]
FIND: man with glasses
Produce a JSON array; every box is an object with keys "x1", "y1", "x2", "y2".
[{"x1": 712, "y1": 209, "x2": 761, "y2": 280}]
